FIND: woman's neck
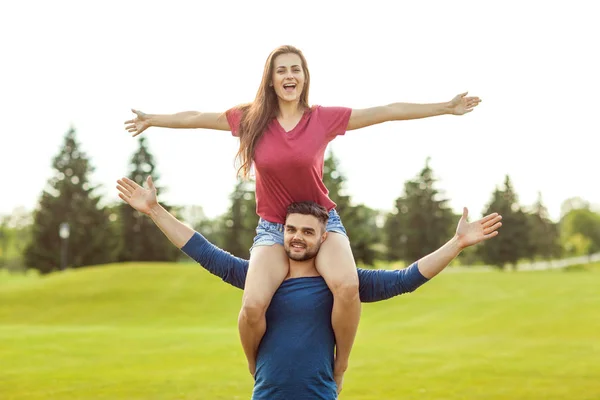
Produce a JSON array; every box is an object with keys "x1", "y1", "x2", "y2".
[{"x1": 277, "y1": 99, "x2": 304, "y2": 119}]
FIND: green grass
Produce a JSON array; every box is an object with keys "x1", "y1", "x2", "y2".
[{"x1": 1, "y1": 262, "x2": 598, "y2": 399}]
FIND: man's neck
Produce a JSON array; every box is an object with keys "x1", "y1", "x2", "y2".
[{"x1": 286, "y1": 259, "x2": 320, "y2": 279}]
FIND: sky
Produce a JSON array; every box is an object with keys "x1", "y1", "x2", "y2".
[{"x1": 1, "y1": 0, "x2": 598, "y2": 223}]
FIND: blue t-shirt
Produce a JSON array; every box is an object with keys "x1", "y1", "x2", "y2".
[{"x1": 181, "y1": 232, "x2": 428, "y2": 399}]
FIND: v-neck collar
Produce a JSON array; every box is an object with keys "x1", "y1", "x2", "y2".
[{"x1": 274, "y1": 109, "x2": 310, "y2": 137}]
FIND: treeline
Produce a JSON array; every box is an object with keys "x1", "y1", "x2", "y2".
[{"x1": 1, "y1": 128, "x2": 599, "y2": 274}]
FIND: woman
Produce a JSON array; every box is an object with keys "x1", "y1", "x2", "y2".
[{"x1": 124, "y1": 45, "x2": 481, "y2": 386}]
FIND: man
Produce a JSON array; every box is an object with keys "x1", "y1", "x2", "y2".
[{"x1": 116, "y1": 176, "x2": 502, "y2": 399}]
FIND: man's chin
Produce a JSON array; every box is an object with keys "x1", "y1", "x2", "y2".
[
  {"x1": 287, "y1": 252, "x2": 306, "y2": 261},
  {"x1": 286, "y1": 250, "x2": 315, "y2": 262}
]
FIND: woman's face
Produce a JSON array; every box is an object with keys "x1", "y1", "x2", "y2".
[{"x1": 271, "y1": 52, "x2": 305, "y2": 104}]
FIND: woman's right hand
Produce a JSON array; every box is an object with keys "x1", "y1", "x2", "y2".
[{"x1": 124, "y1": 109, "x2": 151, "y2": 137}]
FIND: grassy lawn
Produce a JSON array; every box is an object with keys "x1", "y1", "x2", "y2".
[{"x1": 1, "y1": 263, "x2": 598, "y2": 399}]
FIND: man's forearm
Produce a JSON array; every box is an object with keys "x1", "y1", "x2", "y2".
[
  {"x1": 417, "y1": 236, "x2": 462, "y2": 279},
  {"x1": 144, "y1": 204, "x2": 248, "y2": 288},
  {"x1": 387, "y1": 102, "x2": 451, "y2": 120},
  {"x1": 357, "y1": 264, "x2": 429, "y2": 303},
  {"x1": 147, "y1": 204, "x2": 194, "y2": 248}
]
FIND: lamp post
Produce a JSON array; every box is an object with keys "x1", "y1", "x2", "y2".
[{"x1": 59, "y1": 222, "x2": 70, "y2": 270}]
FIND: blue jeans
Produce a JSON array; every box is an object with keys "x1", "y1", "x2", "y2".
[{"x1": 250, "y1": 209, "x2": 348, "y2": 252}]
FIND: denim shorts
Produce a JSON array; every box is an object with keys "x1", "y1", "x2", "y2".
[{"x1": 250, "y1": 209, "x2": 348, "y2": 252}]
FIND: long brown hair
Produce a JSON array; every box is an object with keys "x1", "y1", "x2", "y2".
[{"x1": 234, "y1": 45, "x2": 311, "y2": 179}]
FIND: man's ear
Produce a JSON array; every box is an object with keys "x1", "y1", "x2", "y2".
[{"x1": 321, "y1": 231, "x2": 328, "y2": 244}]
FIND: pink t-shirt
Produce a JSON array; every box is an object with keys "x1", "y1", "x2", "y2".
[{"x1": 226, "y1": 105, "x2": 352, "y2": 224}]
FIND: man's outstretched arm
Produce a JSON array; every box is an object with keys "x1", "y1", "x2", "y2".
[
  {"x1": 116, "y1": 176, "x2": 249, "y2": 288},
  {"x1": 357, "y1": 263, "x2": 428, "y2": 303},
  {"x1": 180, "y1": 232, "x2": 248, "y2": 289},
  {"x1": 358, "y1": 207, "x2": 502, "y2": 302}
]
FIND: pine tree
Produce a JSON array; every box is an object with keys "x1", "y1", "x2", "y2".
[
  {"x1": 525, "y1": 193, "x2": 561, "y2": 260},
  {"x1": 222, "y1": 180, "x2": 258, "y2": 258},
  {"x1": 478, "y1": 175, "x2": 529, "y2": 269},
  {"x1": 343, "y1": 204, "x2": 383, "y2": 266},
  {"x1": 118, "y1": 137, "x2": 180, "y2": 262},
  {"x1": 385, "y1": 158, "x2": 456, "y2": 263},
  {"x1": 24, "y1": 127, "x2": 116, "y2": 274},
  {"x1": 322, "y1": 151, "x2": 381, "y2": 266},
  {"x1": 322, "y1": 151, "x2": 351, "y2": 216}
]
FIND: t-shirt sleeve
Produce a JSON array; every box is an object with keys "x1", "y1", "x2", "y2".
[
  {"x1": 225, "y1": 107, "x2": 243, "y2": 137},
  {"x1": 180, "y1": 232, "x2": 249, "y2": 289},
  {"x1": 316, "y1": 106, "x2": 352, "y2": 139},
  {"x1": 357, "y1": 263, "x2": 429, "y2": 303}
]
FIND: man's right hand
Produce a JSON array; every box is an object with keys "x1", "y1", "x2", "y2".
[{"x1": 117, "y1": 176, "x2": 158, "y2": 215}]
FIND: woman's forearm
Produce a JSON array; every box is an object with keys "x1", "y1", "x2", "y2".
[
  {"x1": 147, "y1": 111, "x2": 229, "y2": 130},
  {"x1": 387, "y1": 102, "x2": 451, "y2": 121}
]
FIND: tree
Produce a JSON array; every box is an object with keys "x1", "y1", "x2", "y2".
[
  {"x1": 560, "y1": 207, "x2": 600, "y2": 256},
  {"x1": 525, "y1": 193, "x2": 561, "y2": 260},
  {"x1": 322, "y1": 151, "x2": 381, "y2": 266},
  {"x1": 322, "y1": 151, "x2": 351, "y2": 216},
  {"x1": 385, "y1": 158, "x2": 456, "y2": 264},
  {"x1": 560, "y1": 197, "x2": 590, "y2": 219},
  {"x1": 118, "y1": 137, "x2": 180, "y2": 262},
  {"x1": 0, "y1": 215, "x2": 9, "y2": 268},
  {"x1": 24, "y1": 127, "x2": 116, "y2": 274},
  {"x1": 478, "y1": 175, "x2": 529, "y2": 269},
  {"x1": 342, "y1": 204, "x2": 383, "y2": 266},
  {"x1": 0, "y1": 208, "x2": 33, "y2": 271},
  {"x1": 222, "y1": 180, "x2": 258, "y2": 258},
  {"x1": 179, "y1": 205, "x2": 208, "y2": 232}
]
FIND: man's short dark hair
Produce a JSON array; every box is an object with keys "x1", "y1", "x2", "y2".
[{"x1": 286, "y1": 201, "x2": 329, "y2": 226}]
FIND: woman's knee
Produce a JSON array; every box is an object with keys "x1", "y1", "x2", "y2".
[
  {"x1": 241, "y1": 245, "x2": 289, "y2": 323},
  {"x1": 240, "y1": 296, "x2": 268, "y2": 324},
  {"x1": 317, "y1": 233, "x2": 360, "y2": 300},
  {"x1": 330, "y1": 274, "x2": 359, "y2": 302}
]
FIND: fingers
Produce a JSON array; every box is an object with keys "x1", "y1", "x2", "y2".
[
  {"x1": 122, "y1": 177, "x2": 141, "y2": 190},
  {"x1": 118, "y1": 193, "x2": 130, "y2": 203},
  {"x1": 146, "y1": 175, "x2": 155, "y2": 189},
  {"x1": 462, "y1": 207, "x2": 469, "y2": 220},
  {"x1": 125, "y1": 122, "x2": 141, "y2": 137},
  {"x1": 117, "y1": 177, "x2": 139, "y2": 192},
  {"x1": 483, "y1": 230, "x2": 499, "y2": 240},
  {"x1": 483, "y1": 215, "x2": 502, "y2": 229},
  {"x1": 484, "y1": 221, "x2": 503, "y2": 234},
  {"x1": 465, "y1": 98, "x2": 481, "y2": 111},
  {"x1": 116, "y1": 183, "x2": 130, "y2": 197},
  {"x1": 125, "y1": 124, "x2": 145, "y2": 137},
  {"x1": 480, "y1": 212, "x2": 500, "y2": 225}
]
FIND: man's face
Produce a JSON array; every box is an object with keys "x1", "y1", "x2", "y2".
[{"x1": 283, "y1": 213, "x2": 326, "y2": 261}]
